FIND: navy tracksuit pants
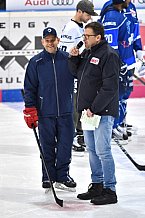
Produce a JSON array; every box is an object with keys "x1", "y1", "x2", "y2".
[{"x1": 38, "y1": 114, "x2": 74, "y2": 182}]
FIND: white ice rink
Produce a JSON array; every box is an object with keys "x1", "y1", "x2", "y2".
[{"x1": 0, "y1": 98, "x2": 145, "y2": 218}]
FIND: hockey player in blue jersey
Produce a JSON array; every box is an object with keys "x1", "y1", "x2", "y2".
[
  {"x1": 99, "y1": 0, "x2": 143, "y2": 142},
  {"x1": 118, "y1": 1, "x2": 143, "y2": 133}
]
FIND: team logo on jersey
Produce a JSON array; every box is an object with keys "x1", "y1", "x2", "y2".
[
  {"x1": 121, "y1": 40, "x2": 130, "y2": 48},
  {"x1": 90, "y1": 57, "x2": 100, "y2": 65},
  {"x1": 61, "y1": 34, "x2": 72, "y2": 40},
  {"x1": 52, "y1": 0, "x2": 74, "y2": 5}
]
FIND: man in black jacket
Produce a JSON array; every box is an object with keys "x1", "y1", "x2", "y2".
[{"x1": 69, "y1": 21, "x2": 120, "y2": 205}]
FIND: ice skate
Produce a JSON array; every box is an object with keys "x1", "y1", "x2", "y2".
[
  {"x1": 120, "y1": 123, "x2": 138, "y2": 135},
  {"x1": 72, "y1": 136, "x2": 85, "y2": 152},
  {"x1": 55, "y1": 179, "x2": 77, "y2": 192},
  {"x1": 72, "y1": 136, "x2": 85, "y2": 156},
  {"x1": 42, "y1": 180, "x2": 52, "y2": 193},
  {"x1": 117, "y1": 125, "x2": 132, "y2": 141},
  {"x1": 112, "y1": 128, "x2": 128, "y2": 145}
]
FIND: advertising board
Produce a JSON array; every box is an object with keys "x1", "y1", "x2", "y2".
[
  {"x1": 6, "y1": 0, "x2": 145, "y2": 11},
  {"x1": 0, "y1": 11, "x2": 72, "y2": 101}
]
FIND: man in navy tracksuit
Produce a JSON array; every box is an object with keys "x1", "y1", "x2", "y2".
[{"x1": 23, "y1": 27, "x2": 76, "y2": 192}]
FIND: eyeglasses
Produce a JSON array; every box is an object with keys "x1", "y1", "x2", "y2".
[{"x1": 82, "y1": 34, "x2": 96, "y2": 39}]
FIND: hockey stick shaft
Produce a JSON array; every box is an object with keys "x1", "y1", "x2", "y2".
[
  {"x1": 114, "y1": 139, "x2": 145, "y2": 171},
  {"x1": 32, "y1": 126, "x2": 63, "y2": 207},
  {"x1": 133, "y1": 73, "x2": 145, "y2": 86}
]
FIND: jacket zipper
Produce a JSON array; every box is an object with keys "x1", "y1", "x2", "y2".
[
  {"x1": 52, "y1": 57, "x2": 60, "y2": 116},
  {"x1": 77, "y1": 53, "x2": 91, "y2": 111},
  {"x1": 40, "y1": 96, "x2": 43, "y2": 110}
]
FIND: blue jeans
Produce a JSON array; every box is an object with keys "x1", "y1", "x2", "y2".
[{"x1": 83, "y1": 116, "x2": 117, "y2": 191}]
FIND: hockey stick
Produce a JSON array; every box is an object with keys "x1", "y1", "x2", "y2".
[
  {"x1": 32, "y1": 125, "x2": 63, "y2": 207},
  {"x1": 114, "y1": 139, "x2": 145, "y2": 171},
  {"x1": 133, "y1": 73, "x2": 145, "y2": 86},
  {"x1": 21, "y1": 89, "x2": 63, "y2": 207}
]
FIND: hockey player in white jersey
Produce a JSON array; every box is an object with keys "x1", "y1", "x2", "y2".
[{"x1": 59, "y1": 0, "x2": 98, "y2": 152}]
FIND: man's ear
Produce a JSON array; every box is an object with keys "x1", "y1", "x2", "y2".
[
  {"x1": 57, "y1": 37, "x2": 60, "y2": 43},
  {"x1": 41, "y1": 38, "x2": 44, "y2": 46},
  {"x1": 96, "y1": 34, "x2": 101, "y2": 43}
]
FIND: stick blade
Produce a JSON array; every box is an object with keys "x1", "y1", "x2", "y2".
[
  {"x1": 114, "y1": 138, "x2": 145, "y2": 171},
  {"x1": 56, "y1": 198, "x2": 63, "y2": 207},
  {"x1": 136, "y1": 165, "x2": 145, "y2": 171}
]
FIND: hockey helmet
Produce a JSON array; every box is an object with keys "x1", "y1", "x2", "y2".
[{"x1": 112, "y1": 0, "x2": 126, "y2": 4}]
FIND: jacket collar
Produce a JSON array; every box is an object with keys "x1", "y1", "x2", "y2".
[
  {"x1": 43, "y1": 48, "x2": 59, "y2": 59},
  {"x1": 91, "y1": 39, "x2": 107, "y2": 52}
]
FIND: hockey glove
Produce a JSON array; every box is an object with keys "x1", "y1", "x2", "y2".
[
  {"x1": 23, "y1": 107, "x2": 38, "y2": 128},
  {"x1": 138, "y1": 62, "x2": 145, "y2": 77},
  {"x1": 136, "y1": 50, "x2": 145, "y2": 61}
]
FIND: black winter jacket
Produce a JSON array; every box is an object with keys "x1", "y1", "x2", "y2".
[{"x1": 68, "y1": 39, "x2": 120, "y2": 118}]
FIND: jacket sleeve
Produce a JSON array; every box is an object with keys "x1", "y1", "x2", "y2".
[
  {"x1": 131, "y1": 3, "x2": 142, "y2": 51},
  {"x1": 133, "y1": 22, "x2": 142, "y2": 51},
  {"x1": 68, "y1": 55, "x2": 81, "y2": 78},
  {"x1": 24, "y1": 59, "x2": 38, "y2": 108},
  {"x1": 90, "y1": 52, "x2": 120, "y2": 113}
]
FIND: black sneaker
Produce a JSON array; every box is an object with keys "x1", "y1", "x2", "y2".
[
  {"x1": 55, "y1": 178, "x2": 77, "y2": 192},
  {"x1": 91, "y1": 188, "x2": 117, "y2": 205},
  {"x1": 77, "y1": 183, "x2": 103, "y2": 200},
  {"x1": 42, "y1": 180, "x2": 51, "y2": 189}
]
